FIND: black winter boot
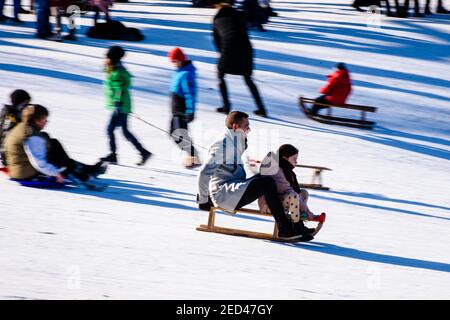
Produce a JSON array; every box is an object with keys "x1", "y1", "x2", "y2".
[
  {"x1": 216, "y1": 106, "x2": 230, "y2": 114},
  {"x1": 101, "y1": 153, "x2": 117, "y2": 164},
  {"x1": 137, "y1": 150, "x2": 152, "y2": 166}
]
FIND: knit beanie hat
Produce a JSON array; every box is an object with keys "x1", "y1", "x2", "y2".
[
  {"x1": 168, "y1": 47, "x2": 186, "y2": 62},
  {"x1": 336, "y1": 62, "x2": 347, "y2": 71},
  {"x1": 277, "y1": 144, "x2": 299, "y2": 159},
  {"x1": 10, "y1": 89, "x2": 31, "y2": 108},
  {"x1": 107, "y1": 46, "x2": 125, "y2": 65}
]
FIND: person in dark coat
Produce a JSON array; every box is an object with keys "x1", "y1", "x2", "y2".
[
  {"x1": 311, "y1": 63, "x2": 352, "y2": 116},
  {"x1": 0, "y1": 89, "x2": 31, "y2": 166},
  {"x1": 212, "y1": 0, "x2": 267, "y2": 117}
]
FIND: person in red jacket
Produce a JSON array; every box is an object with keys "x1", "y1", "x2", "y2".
[{"x1": 311, "y1": 63, "x2": 352, "y2": 115}]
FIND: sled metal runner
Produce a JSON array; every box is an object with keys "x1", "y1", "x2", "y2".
[
  {"x1": 196, "y1": 207, "x2": 323, "y2": 242},
  {"x1": 299, "y1": 96, "x2": 376, "y2": 129}
]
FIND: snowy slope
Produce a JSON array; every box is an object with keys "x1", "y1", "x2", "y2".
[{"x1": 0, "y1": 0, "x2": 449, "y2": 299}]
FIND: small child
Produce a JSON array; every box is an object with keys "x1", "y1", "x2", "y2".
[
  {"x1": 101, "y1": 46, "x2": 152, "y2": 165},
  {"x1": 259, "y1": 144, "x2": 326, "y2": 234},
  {"x1": 168, "y1": 47, "x2": 201, "y2": 169}
]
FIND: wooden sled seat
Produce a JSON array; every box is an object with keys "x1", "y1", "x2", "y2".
[
  {"x1": 196, "y1": 206, "x2": 324, "y2": 242},
  {"x1": 299, "y1": 96, "x2": 377, "y2": 129}
]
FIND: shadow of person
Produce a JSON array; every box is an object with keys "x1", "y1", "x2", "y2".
[{"x1": 279, "y1": 241, "x2": 450, "y2": 273}]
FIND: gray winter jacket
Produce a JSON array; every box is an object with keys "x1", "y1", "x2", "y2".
[{"x1": 197, "y1": 128, "x2": 253, "y2": 211}]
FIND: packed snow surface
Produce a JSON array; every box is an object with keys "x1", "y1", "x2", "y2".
[{"x1": 0, "y1": 0, "x2": 449, "y2": 299}]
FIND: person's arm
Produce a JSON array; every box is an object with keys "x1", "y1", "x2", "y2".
[
  {"x1": 213, "y1": 25, "x2": 221, "y2": 51},
  {"x1": 24, "y1": 136, "x2": 64, "y2": 177},
  {"x1": 180, "y1": 72, "x2": 196, "y2": 118},
  {"x1": 197, "y1": 140, "x2": 223, "y2": 204},
  {"x1": 319, "y1": 73, "x2": 339, "y2": 95},
  {"x1": 110, "y1": 70, "x2": 128, "y2": 110}
]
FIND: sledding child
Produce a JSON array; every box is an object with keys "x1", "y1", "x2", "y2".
[
  {"x1": 0, "y1": 89, "x2": 31, "y2": 166},
  {"x1": 258, "y1": 144, "x2": 326, "y2": 234},
  {"x1": 167, "y1": 47, "x2": 201, "y2": 169},
  {"x1": 4, "y1": 104, "x2": 107, "y2": 190},
  {"x1": 311, "y1": 62, "x2": 352, "y2": 115},
  {"x1": 100, "y1": 46, "x2": 152, "y2": 166}
]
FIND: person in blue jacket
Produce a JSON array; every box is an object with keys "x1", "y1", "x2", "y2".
[{"x1": 168, "y1": 47, "x2": 201, "y2": 169}]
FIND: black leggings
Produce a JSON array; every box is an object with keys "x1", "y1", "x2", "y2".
[
  {"x1": 236, "y1": 176, "x2": 291, "y2": 228},
  {"x1": 46, "y1": 138, "x2": 95, "y2": 181},
  {"x1": 219, "y1": 73, "x2": 265, "y2": 112}
]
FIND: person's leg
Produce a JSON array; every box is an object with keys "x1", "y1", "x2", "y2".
[
  {"x1": 46, "y1": 138, "x2": 80, "y2": 176},
  {"x1": 118, "y1": 113, "x2": 148, "y2": 155},
  {"x1": 13, "y1": 0, "x2": 21, "y2": 19},
  {"x1": 0, "y1": 0, "x2": 5, "y2": 19},
  {"x1": 311, "y1": 95, "x2": 330, "y2": 115},
  {"x1": 437, "y1": 0, "x2": 449, "y2": 13},
  {"x1": 94, "y1": 7, "x2": 99, "y2": 24},
  {"x1": 52, "y1": 7, "x2": 62, "y2": 36},
  {"x1": 47, "y1": 138, "x2": 105, "y2": 180},
  {"x1": 243, "y1": 75, "x2": 266, "y2": 113},
  {"x1": 107, "y1": 111, "x2": 120, "y2": 155},
  {"x1": 218, "y1": 72, "x2": 231, "y2": 111},
  {"x1": 383, "y1": 0, "x2": 393, "y2": 15},
  {"x1": 236, "y1": 176, "x2": 293, "y2": 230},
  {"x1": 36, "y1": 0, "x2": 52, "y2": 36},
  {"x1": 170, "y1": 116, "x2": 197, "y2": 157}
]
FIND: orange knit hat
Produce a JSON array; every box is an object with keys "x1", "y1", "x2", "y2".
[{"x1": 168, "y1": 47, "x2": 186, "y2": 62}]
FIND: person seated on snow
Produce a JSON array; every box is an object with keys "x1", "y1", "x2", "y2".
[
  {"x1": 310, "y1": 62, "x2": 352, "y2": 116},
  {"x1": 168, "y1": 47, "x2": 201, "y2": 169},
  {"x1": 0, "y1": 89, "x2": 32, "y2": 166},
  {"x1": 4, "y1": 104, "x2": 107, "y2": 189},
  {"x1": 197, "y1": 111, "x2": 313, "y2": 241},
  {"x1": 258, "y1": 144, "x2": 326, "y2": 236}
]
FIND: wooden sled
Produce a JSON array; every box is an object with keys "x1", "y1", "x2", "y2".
[
  {"x1": 196, "y1": 206, "x2": 324, "y2": 242},
  {"x1": 247, "y1": 158, "x2": 332, "y2": 190},
  {"x1": 299, "y1": 96, "x2": 376, "y2": 129}
]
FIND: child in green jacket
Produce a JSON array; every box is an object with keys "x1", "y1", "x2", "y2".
[{"x1": 101, "y1": 46, "x2": 151, "y2": 165}]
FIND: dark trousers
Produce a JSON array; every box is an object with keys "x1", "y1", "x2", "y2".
[
  {"x1": 236, "y1": 176, "x2": 292, "y2": 228},
  {"x1": 311, "y1": 95, "x2": 330, "y2": 115},
  {"x1": 219, "y1": 72, "x2": 265, "y2": 112},
  {"x1": 46, "y1": 138, "x2": 95, "y2": 181},
  {"x1": 170, "y1": 116, "x2": 196, "y2": 157},
  {"x1": 107, "y1": 111, "x2": 146, "y2": 155},
  {"x1": 36, "y1": 0, "x2": 52, "y2": 36}
]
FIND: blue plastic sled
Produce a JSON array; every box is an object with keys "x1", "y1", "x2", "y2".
[{"x1": 10, "y1": 176, "x2": 68, "y2": 189}]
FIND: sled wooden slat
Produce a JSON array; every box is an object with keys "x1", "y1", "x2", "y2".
[
  {"x1": 298, "y1": 183, "x2": 329, "y2": 191},
  {"x1": 197, "y1": 225, "x2": 298, "y2": 242},
  {"x1": 295, "y1": 164, "x2": 332, "y2": 190},
  {"x1": 197, "y1": 206, "x2": 323, "y2": 242},
  {"x1": 299, "y1": 96, "x2": 376, "y2": 129},
  {"x1": 200, "y1": 207, "x2": 279, "y2": 241},
  {"x1": 248, "y1": 160, "x2": 332, "y2": 190}
]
